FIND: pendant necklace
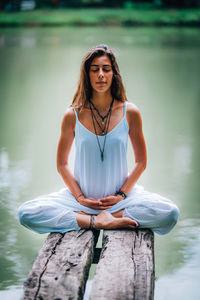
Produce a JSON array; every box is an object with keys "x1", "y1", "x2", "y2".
[
  {"x1": 89, "y1": 98, "x2": 114, "y2": 161},
  {"x1": 89, "y1": 98, "x2": 114, "y2": 125},
  {"x1": 90, "y1": 107, "x2": 108, "y2": 136}
]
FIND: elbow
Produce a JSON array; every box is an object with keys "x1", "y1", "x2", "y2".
[
  {"x1": 137, "y1": 160, "x2": 147, "y2": 172},
  {"x1": 141, "y1": 162, "x2": 147, "y2": 172},
  {"x1": 141, "y1": 154, "x2": 147, "y2": 171},
  {"x1": 57, "y1": 162, "x2": 68, "y2": 174},
  {"x1": 57, "y1": 164, "x2": 62, "y2": 174},
  {"x1": 142, "y1": 160, "x2": 147, "y2": 171}
]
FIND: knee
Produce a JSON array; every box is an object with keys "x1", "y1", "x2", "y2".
[
  {"x1": 168, "y1": 205, "x2": 180, "y2": 226},
  {"x1": 18, "y1": 203, "x2": 34, "y2": 228},
  {"x1": 158, "y1": 205, "x2": 180, "y2": 235},
  {"x1": 18, "y1": 204, "x2": 27, "y2": 226}
]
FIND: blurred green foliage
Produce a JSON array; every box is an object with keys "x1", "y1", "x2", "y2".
[
  {"x1": 1, "y1": 0, "x2": 200, "y2": 12},
  {"x1": 0, "y1": 7, "x2": 200, "y2": 26}
]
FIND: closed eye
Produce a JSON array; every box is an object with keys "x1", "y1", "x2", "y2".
[{"x1": 90, "y1": 68, "x2": 112, "y2": 72}]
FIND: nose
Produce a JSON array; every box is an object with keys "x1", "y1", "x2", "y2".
[{"x1": 98, "y1": 67, "x2": 104, "y2": 78}]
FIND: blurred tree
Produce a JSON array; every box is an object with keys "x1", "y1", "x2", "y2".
[
  {"x1": 35, "y1": 0, "x2": 59, "y2": 8},
  {"x1": 156, "y1": 0, "x2": 200, "y2": 8},
  {"x1": 0, "y1": 0, "x2": 8, "y2": 10},
  {"x1": 59, "y1": 0, "x2": 83, "y2": 8},
  {"x1": 1, "y1": 0, "x2": 200, "y2": 10},
  {"x1": 102, "y1": 0, "x2": 124, "y2": 7},
  {"x1": 160, "y1": 0, "x2": 200, "y2": 7},
  {"x1": 3, "y1": 0, "x2": 22, "y2": 11},
  {"x1": 59, "y1": 0, "x2": 107, "y2": 8}
]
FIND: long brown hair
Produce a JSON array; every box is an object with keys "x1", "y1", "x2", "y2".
[{"x1": 71, "y1": 44, "x2": 127, "y2": 109}]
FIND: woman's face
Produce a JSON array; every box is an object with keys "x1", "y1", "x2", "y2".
[{"x1": 89, "y1": 55, "x2": 113, "y2": 94}]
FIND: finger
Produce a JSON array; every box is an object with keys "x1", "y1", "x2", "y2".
[
  {"x1": 101, "y1": 202, "x2": 116, "y2": 206},
  {"x1": 129, "y1": 225, "x2": 137, "y2": 229},
  {"x1": 99, "y1": 198, "x2": 114, "y2": 204},
  {"x1": 90, "y1": 200, "x2": 103, "y2": 206},
  {"x1": 97, "y1": 199, "x2": 112, "y2": 206},
  {"x1": 98, "y1": 200, "x2": 108, "y2": 205},
  {"x1": 98, "y1": 203, "x2": 113, "y2": 207},
  {"x1": 99, "y1": 206, "x2": 113, "y2": 210},
  {"x1": 99, "y1": 197, "x2": 113, "y2": 203},
  {"x1": 98, "y1": 198, "x2": 106, "y2": 204},
  {"x1": 87, "y1": 199, "x2": 102, "y2": 205},
  {"x1": 92, "y1": 206, "x2": 113, "y2": 210}
]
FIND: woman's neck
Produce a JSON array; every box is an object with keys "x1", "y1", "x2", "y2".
[{"x1": 90, "y1": 91, "x2": 113, "y2": 110}]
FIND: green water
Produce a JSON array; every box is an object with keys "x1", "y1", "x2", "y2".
[{"x1": 0, "y1": 26, "x2": 200, "y2": 299}]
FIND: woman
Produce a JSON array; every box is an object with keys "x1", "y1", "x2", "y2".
[{"x1": 18, "y1": 44, "x2": 179, "y2": 235}]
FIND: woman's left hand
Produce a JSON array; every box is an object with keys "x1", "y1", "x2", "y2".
[{"x1": 97, "y1": 195, "x2": 124, "y2": 207}]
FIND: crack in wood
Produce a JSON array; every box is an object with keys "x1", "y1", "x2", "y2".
[
  {"x1": 33, "y1": 234, "x2": 65, "y2": 300},
  {"x1": 76, "y1": 229, "x2": 87, "y2": 238},
  {"x1": 131, "y1": 247, "x2": 137, "y2": 299},
  {"x1": 133, "y1": 232, "x2": 136, "y2": 250}
]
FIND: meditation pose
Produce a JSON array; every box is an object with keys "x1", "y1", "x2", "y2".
[{"x1": 18, "y1": 44, "x2": 179, "y2": 235}]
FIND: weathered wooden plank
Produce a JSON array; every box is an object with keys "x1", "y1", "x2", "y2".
[
  {"x1": 90, "y1": 229, "x2": 154, "y2": 300},
  {"x1": 22, "y1": 229, "x2": 98, "y2": 300}
]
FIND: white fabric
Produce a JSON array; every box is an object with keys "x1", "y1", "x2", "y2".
[{"x1": 18, "y1": 102, "x2": 180, "y2": 235}]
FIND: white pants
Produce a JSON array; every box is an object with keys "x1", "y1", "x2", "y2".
[{"x1": 18, "y1": 184, "x2": 180, "y2": 235}]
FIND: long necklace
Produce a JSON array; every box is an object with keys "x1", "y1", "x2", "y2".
[
  {"x1": 90, "y1": 107, "x2": 108, "y2": 136},
  {"x1": 89, "y1": 98, "x2": 114, "y2": 125},
  {"x1": 89, "y1": 98, "x2": 114, "y2": 161},
  {"x1": 89, "y1": 97, "x2": 114, "y2": 135}
]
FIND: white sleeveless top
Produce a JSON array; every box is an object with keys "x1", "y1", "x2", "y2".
[{"x1": 74, "y1": 102, "x2": 129, "y2": 199}]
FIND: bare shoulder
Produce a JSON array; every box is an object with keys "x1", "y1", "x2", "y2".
[
  {"x1": 126, "y1": 101, "x2": 142, "y2": 126},
  {"x1": 61, "y1": 107, "x2": 76, "y2": 132}
]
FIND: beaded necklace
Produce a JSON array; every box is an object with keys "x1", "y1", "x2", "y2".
[{"x1": 89, "y1": 98, "x2": 114, "y2": 161}]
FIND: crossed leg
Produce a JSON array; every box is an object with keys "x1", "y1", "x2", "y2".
[
  {"x1": 75, "y1": 210, "x2": 139, "y2": 230},
  {"x1": 18, "y1": 187, "x2": 179, "y2": 235}
]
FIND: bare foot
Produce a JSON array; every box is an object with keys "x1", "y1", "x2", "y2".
[{"x1": 94, "y1": 210, "x2": 139, "y2": 229}]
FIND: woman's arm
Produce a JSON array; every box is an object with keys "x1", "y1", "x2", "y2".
[
  {"x1": 121, "y1": 102, "x2": 147, "y2": 193},
  {"x1": 57, "y1": 108, "x2": 112, "y2": 210},
  {"x1": 57, "y1": 108, "x2": 83, "y2": 199}
]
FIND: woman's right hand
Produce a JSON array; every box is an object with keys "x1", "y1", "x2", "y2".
[{"x1": 78, "y1": 196, "x2": 113, "y2": 210}]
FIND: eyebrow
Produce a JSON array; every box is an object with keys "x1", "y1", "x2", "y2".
[{"x1": 90, "y1": 64, "x2": 112, "y2": 67}]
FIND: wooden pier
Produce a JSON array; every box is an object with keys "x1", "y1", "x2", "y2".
[{"x1": 22, "y1": 228, "x2": 154, "y2": 300}]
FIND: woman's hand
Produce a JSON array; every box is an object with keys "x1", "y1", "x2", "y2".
[
  {"x1": 97, "y1": 195, "x2": 124, "y2": 206},
  {"x1": 78, "y1": 196, "x2": 113, "y2": 210}
]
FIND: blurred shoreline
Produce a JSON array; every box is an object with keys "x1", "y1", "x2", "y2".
[{"x1": 0, "y1": 8, "x2": 200, "y2": 27}]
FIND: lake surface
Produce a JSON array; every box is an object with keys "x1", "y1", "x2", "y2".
[{"x1": 0, "y1": 26, "x2": 200, "y2": 299}]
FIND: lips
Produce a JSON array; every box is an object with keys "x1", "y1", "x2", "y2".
[{"x1": 96, "y1": 82, "x2": 106, "y2": 84}]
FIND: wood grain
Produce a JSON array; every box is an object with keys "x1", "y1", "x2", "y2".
[
  {"x1": 90, "y1": 229, "x2": 154, "y2": 300},
  {"x1": 22, "y1": 230, "x2": 96, "y2": 300}
]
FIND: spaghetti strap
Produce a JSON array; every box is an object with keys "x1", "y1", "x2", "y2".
[
  {"x1": 123, "y1": 101, "x2": 127, "y2": 118},
  {"x1": 74, "y1": 108, "x2": 79, "y2": 120}
]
